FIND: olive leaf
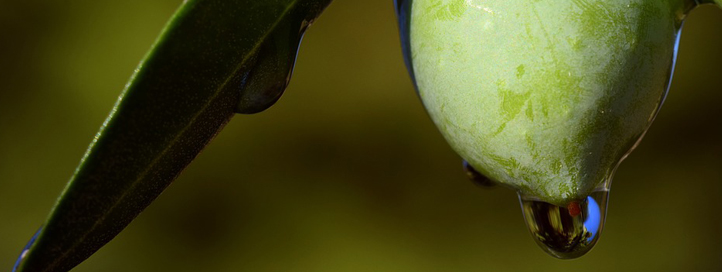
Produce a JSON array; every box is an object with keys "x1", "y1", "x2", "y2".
[{"x1": 14, "y1": 0, "x2": 332, "y2": 271}]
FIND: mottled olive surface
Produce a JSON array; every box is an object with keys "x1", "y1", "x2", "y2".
[{"x1": 410, "y1": 0, "x2": 689, "y2": 204}]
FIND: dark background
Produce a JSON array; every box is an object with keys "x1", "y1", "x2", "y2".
[{"x1": 1, "y1": 1, "x2": 721, "y2": 271}]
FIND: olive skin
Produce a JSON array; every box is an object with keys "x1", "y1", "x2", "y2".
[{"x1": 409, "y1": 0, "x2": 691, "y2": 204}]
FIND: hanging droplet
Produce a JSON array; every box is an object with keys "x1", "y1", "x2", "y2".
[
  {"x1": 13, "y1": 227, "x2": 43, "y2": 272},
  {"x1": 518, "y1": 186, "x2": 609, "y2": 259},
  {"x1": 462, "y1": 160, "x2": 495, "y2": 187},
  {"x1": 235, "y1": 7, "x2": 317, "y2": 114}
]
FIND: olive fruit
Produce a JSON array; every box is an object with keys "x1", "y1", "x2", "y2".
[{"x1": 399, "y1": 0, "x2": 708, "y2": 205}]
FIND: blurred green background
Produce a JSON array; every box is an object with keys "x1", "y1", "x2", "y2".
[{"x1": 1, "y1": 1, "x2": 721, "y2": 271}]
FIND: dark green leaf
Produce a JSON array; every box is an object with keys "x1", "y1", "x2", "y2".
[{"x1": 15, "y1": 0, "x2": 331, "y2": 271}]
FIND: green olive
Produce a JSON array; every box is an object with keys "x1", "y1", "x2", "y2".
[{"x1": 408, "y1": 0, "x2": 697, "y2": 205}]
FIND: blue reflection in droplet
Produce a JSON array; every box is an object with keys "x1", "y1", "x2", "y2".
[
  {"x1": 12, "y1": 227, "x2": 42, "y2": 272},
  {"x1": 584, "y1": 196, "x2": 601, "y2": 242}
]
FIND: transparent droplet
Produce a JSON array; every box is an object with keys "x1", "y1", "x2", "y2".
[
  {"x1": 13, "y1": 227, "x2": 43, "y2": 272},
  {"x1": 462, "y1": 160, "x2": 495, "y2": 187},
  {"x1": 519, "y1": 186, "x2": 609, "y2": 259}
]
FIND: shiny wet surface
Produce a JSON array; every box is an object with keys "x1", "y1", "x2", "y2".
[{"x1": 519, "y1": 190, "x2": 609, "y2": 259}]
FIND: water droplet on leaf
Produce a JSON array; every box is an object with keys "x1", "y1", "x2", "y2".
[{"x1": 13, "y1": 227, "x2": 43, "y2": 272}]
